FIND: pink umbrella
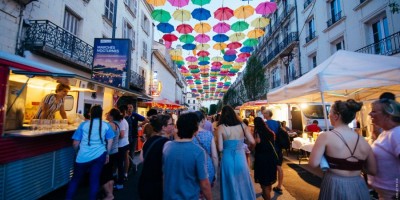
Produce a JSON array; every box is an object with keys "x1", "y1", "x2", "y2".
[
  {"x1": 238, "y1": 52, "x2": 251, "y2": 58},
  {"x1": 168, "y1": 0, "x2": 189, "y2": 7},
  {"x1": 213, "y1": 22, "x2": 230, "y2": 34},
  {"x1": 211, "y1": 62, "x2": 222, "y2": 67},
  {"x1": 227, "y1": 42, "x2": 242, "y2": 49},
  {"x1": 255, "y1": 1, "x2": 277, "y2": 15},
  {"x1": 195, "y1": 34, "x2": 210, "y2": 43},
  {"x1": 165, "y1": 40, "x2": 172, "y2": 49},
  {"x1": 197, "y1": 50, "x2": 210, "y2": 57},
  {"x1": 225, "y1": 49, "x2": 237, "y2": 55},
  {"x1": 176, "y1": 24, "x2": 193, "y2": 34},
  {"x1": 185, "y1": 56, "x2": 197, "y2": 62},
  {"x1": 235, "y1": 57, "x2": 247, "y2": 62},
  {"x1": 214, "y1": 7, "x2": 234, "y2": 21}
]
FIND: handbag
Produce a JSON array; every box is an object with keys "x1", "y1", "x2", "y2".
[{"x1": 268, "y1": 140, "x2": 279, "y2": 162}]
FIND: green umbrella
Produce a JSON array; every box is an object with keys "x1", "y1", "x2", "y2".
[
  {"x1": 222, "y1": 64, "x2": 232, "y2": 69},
  {"x1": 179, "y1": 34, "x2": 195, "y2": 43},
  {"x1": 243, "y1": 38, "x2": 258, "y2": 46},
  {"x1": 191, "y1": 0, "x2": 211, "y2": 6},
  {"x1": 198, "y1": 56, "x2": 210, "y2": 62},
  {"x1": 151, "y1": 9, "x2": 171, "y2": 22},
  {"x1": 175, "y1": 60, "x2": 185, "y2": 65},
  {"x1": 231, "y1": 21, "x2": 249, "y2": 32}
]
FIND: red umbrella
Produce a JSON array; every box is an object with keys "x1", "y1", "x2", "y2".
[
  {"x1": 195, "y1": 34, "x2": 210, "y2": 43},
  {"x1": 197, "y1": 50, "x2": 210, "y2": 57},
  {"x1": 227, "y1": 42, "x2": 242, "y2": 49},
  {"x1": 176, "y1": 24, "x2": 193, "y2": 34},
  {"x1": 214, "y1": 7, "x2": 234, "y2": 21},
  {"x1": 238, "y1": 52, "x2": 251, "y2": 58},
  {"x1": 188, "y1": 65, "x2": 199, "y2": 69},
  {"x1": 225, "y1": 49, "x2": 237, "y2": 55},
  {"x1": 211, "y1": 61, "x2": 222, "y2": 67},
  {"x1": 163, "y1": 33, "x2": 178, "y2": 42},
  {"x1": 255, "y1": 1, "x2": 277, "y2": 15}
]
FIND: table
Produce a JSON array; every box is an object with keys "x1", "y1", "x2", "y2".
[{"x1": 291, "y1": 137, "x2": 315, "y2": 164}]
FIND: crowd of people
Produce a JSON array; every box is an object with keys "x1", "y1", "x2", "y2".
[{"x1": 64, "y1": 92, "x2": 399, "y2": 200}]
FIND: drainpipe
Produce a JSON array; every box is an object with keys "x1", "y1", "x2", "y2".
[{"x1": 294, "y1": 0, "x2": 302, "y2": 76}]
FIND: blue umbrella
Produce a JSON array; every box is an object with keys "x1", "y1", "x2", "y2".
[
  {"x1": 198, "y1": 61, "x2": 210, "y2": 65},
  {"x1": 240, "y1": 46, "x2": 254, "y2": 53},
  {"x1": 212, "y1": 34, "x2": 229, "y2": 42},
  {"x1": 191, "y1": 8, "x2": 211, "y2": 21},
  {"x1": 223, "y1": 54, "x2": 236, "y2": 62},
  {"x1": 157, "y1": 22, "x2": 174, "y2": 33},
  {"x1": 182, "y1": 43, "x2": 196, "y2": 50}
]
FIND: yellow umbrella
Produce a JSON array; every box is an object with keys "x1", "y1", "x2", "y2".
[
  {"x1": 169, "y1": 49, "x2": 182, "y2": 56},
  {"x1": 187, "y1": 61, "x2": 198, "y2": 65},
  {"x1": 213, "y1": 43, "x2": 227, "y2": 50},
  {"x1": 234, "y1": 5, "x2": 254, "y2": 19},
  {"x1": 211, "y1": 56, "x2": 224, "y2": 62},
  {"x1": 247, "y1": 29, "x2": 265, "y2": 38},
  {"x1": 222, "y1": 61, "x2": 234, "y2": 65},
  {"x1": 251, "y1": 17, "x2": 270, "y2": 28},
  {"x1": 229, "y1": 33, "x2": 245, "y2": 42},
  {"x1": 196, "y1": 43, "x2": 210, "y2": 50},
  {"x1": 146, "y1": 0, "x2": 166, "y2": 6},
  {"x1": 194, "y1": 22, "x2": 211, "y2": 33},
  {"x1": 171, "y1": 55, "x2": 183, "y2": 61},
  {"x1": 172, "y1": 9, "x2": 191, "y2": 22}
]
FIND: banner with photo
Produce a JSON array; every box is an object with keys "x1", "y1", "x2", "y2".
[{"x1": 92, "y1": 38, "x2": 131, "y2": 88}]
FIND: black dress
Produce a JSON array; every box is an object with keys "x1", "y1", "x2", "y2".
[{"x1": 254, "y1": 130, "x2": 278, "y2": 186}]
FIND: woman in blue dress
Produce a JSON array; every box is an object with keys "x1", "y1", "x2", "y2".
[{"x1": 217, "y1": 105, "x2": 256, "y2": 200}]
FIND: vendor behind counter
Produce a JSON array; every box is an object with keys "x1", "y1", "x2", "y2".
[{"x1": 33, "y1": 83, "x2": 70, "y2": 120}]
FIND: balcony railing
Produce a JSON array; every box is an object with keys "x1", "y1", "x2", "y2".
[
  {"x1": 23, "y1": 20, "x2": 93, "y2": 70},
  {"x1": 304, "y1": 0, "x2": 313, "y2": 9},
  {"x1": 262, "y1": 32, "x2": 298, "y2": 66},
  {"x1": 130, "y1": 70, "x2": 145, "y2": 91},
  {"x1": 305, "y1": 31, "x2": 316, "y2": 43},
  {"x1": 327, "y1": 11, "x2": 342, "y2": 28},
  {"x1": 355, "y1": 31, "x2": 400, "y2": 56}
]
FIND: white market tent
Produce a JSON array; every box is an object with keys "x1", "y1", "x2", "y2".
[{"x1": 267, "y1": 50, "x2": 400, "y2": 130}]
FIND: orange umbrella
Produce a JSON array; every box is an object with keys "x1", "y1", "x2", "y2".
[
  {"x1": 213, "y1": 43, "x2": 227, "y2": 50},
  {"x1": 194, "y1": 22, "x2": 211, "y2": 33},
  {"x1": 247, "y1": 29, "x2": 265, "y2": 38},
  {"x1": 234, "y1": 5, "x2": 254, "y2": 19},
  {"x1": 146, "y1": 0, "x2": 166, "y2": 6}
]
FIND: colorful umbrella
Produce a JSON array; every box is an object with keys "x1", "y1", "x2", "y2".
[
  {"x1": 231, "y1": 21, "x2": 249, "y2": 32},
  {"x1": 146, "y1": 0, "x2": 166, "y2": 6},
  {"x1": 247, "y1": 29, "x2": 265, "y2": 38},
  {"x1": 171, "y1": 55, "x2": 183, "y2": 61},
  {"x1": 213, "y1": 22, "x2": 230, "y2": 34},
  {"x1": 214, "y1": 7, "x2": 234, "y2": 21},
  {"x1": 188, "y1": 65, "x2": 199, "y2": 69},
  {"x1": 182, "y1": 43, "x2": 196, "y2": 50},
  {"x1": 211, "y1": 61, "x2": 222, "y2": 67},
  {"x1": 196, "y1": 43, "x2": 210, "y2": 50},
  {"x1": 151, "y1": 9, "x2": 171, "y2": 22},
  {"x1": 255, "y1": 1, "x2": 278, "y2": 15},
  {"x1": 213, "y1": 43, "x2": 227, "y2": 50},
  {"x1": 198, "y1": 61, "x2": 209, "y2": 65},
  {"x1": 169, "y1": 49, "x2": 182, "y2": 56},
  {"x1": 195, "y1": 34, "x2": 210, "y2": 43},
  {"x1": 156, "y1": 22, "x2": 174, "y2": 33},
  {"x1": 163, "y1": 33, "x2": 178, "y2": 42},
  {"x1": 172, "y1": 9, "x2": 191, "y2": 22},
  {"x1": 179, "y1": 34, "x2": 195, "y2": 43},
  {"x1": 240, "y1": 46, "x2": 254, "y2": 52},
  {"x1": 223, "y1": 54, "x2": 236, "y2": 62},
  {"x1": 186, "y1": 56, "x2": 197, "y2": 62},
  {"x1": 211, "y1": 56, "x2": 224, "y2": 62},
  {"x1": 234, "y1": 5, "x2": 254, "y2": 19},
  {"x1": 238, "y1": 52, "x2": 251, "y2": 58},
  {"x1": 198, "y1": 56, "x2": 210, "y2": 62},
  {"x1": 197, "y1": 50, "x2": 210, "y2": 57},
  {"x1": 243, "y1": 38, "x2": 258, "y2": 46},
  {"x1": 176, "y1": 24, "x2": 193, "y2": 34},
  {"x1": 192, "y1": 8, "x2": 211, "y2": 21},
  {"x1": 225, "y1": 49, "x2": 237, "y2": 55},
  {"x1": 251, "y1": 17, "x2": 270, "y2": 28},
  {"x1": 229, "y1": 33, "x2": 245, "y2": 42},
  {"x1": 235, "y1": 57, "x2": 247, "y2": 62},
  {"x1": 227, "y1": 42, "x2": 242, "y2": 49},
  {"x1": 212, "y1": 34, "x2": 229, "y2": 42},
  {"x1": 194, "y1": 22, "x2": 211, "y2": 33},
  {"x1": 168, "y1": 0, "x2": 189, "y2": 7},
  {"x1": 191, "y1": 0, "x2": 211, "y2": 6}
]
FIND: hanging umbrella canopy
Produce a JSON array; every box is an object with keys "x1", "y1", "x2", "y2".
[
  {"x1": 172, "y1": 9, "x2": 192, "y2": 22},
  {"x1": 195, "y1": 34, "x2": 210, "y2": 43},
  {"x1": 235, "y1": 57, "x2": 247, "y2": 62},
  {"x1": 229, "y1": 32, "x2": 246, "y2": 42},
  {"x1": 198, "y1": 61, "x2": 210, "y2": 65},
  {"x1": 240, "y1": 46, "x2": 254, "y2": 52},
  {"x1": 251, "y1": 17, "x2": 270, "y2": 28},
  {"x1": 198, "y1": 56, "x2": 210, "y2": 62},
  {"x1": 182, "y1": 43, "x2": 196, "y2": 50},
  {"x1": 179, "y1": 34, "x2": 195, "y2": 43},
  {"x1": 188, "y1": 65, "x2": 199, "y2": 69},
  {"x1": 169, "y1": 49, "x2": 182, "y2": 56},
  {"x1": 211, "y1": 61, "x2": 222, "y2": 67},
  {"x1": 197, "y1": 50, "x2": 210, "y2": 57},
  {"x1": 213, "y1": 43, "x2": 227, "y2": 50},
  {"x1": 146, "y1": 0, "x2": 166, "y2": 6},
  {"x1": 163, "y1": 33, "x2": 178, "y2": 42},
  {"x1": 247, "y1": 29, "x2": 265, "y2": 38},
  {"x1": 176, "y1": 24, "x2": 193, "y2": 34},
  {"x1": 193, "y1": 22, "x2": 211, "y2": 33},
  {"x1": 238, "y1": 52, "x2": 251, "y2": 58},
  {"x1": 168, "y1": 0, "x2": 189, "y2": 7},
  {"x1": 171, "y1": 55, "x2": 183, "y2": 61},
  {"x1": 157, "y1": 22, "x2": 174, "y2": 33},
  {"x1": 243, "y1": 38, "x2": 258, "y2": 46},
  {"x1": 175, "y1": 60, "x2": 185, "y2": 65},
  {"x1": 255, "y1": 1, "x2": 278, "y2": 15},
  {"x1": 227, "y1": 42, "x2": 242, "y2": 49},
  {"x1": 214, "y1": 7, "x2": 234, "y2": 21},
  {"x1": 212, "y1": 34, "x2": 229, "y2": 42},
  {"x1": 186, "y1": 56, "x2": 197, "y2": 62},
  {"x1": 151, "y1": 9, "x2": 171, "y2": 22},
  {"x1": 223, "y1": 54, "x2": 236, "y2": 62},
  {"x1": 192, "y1": 8, "x2": 211, "y2": 21},
  {"x1": 196, "y1": 43, "x2": 210, "y2": 50},
  {"x1": 213, "y1": 22, "x2": 230, "y2": 34},
  {"x1": 186, "y1": 61, "x2": 198, "y2": 65},
  {"x1": 225, "y1": 49, "x2": 237, "y2": 55},
  {"x1": 191, "y1": 0, "x2": 211, "y2": 6},
  {"x1": 234, "y1": 5, "x2": 254, "y2": 19},
  {"x1": 211, "y1": 56, "x2": 224, "y2": 62},
  {"x1": 231, "y1": 21, "x2": 249, "y2": 32}
]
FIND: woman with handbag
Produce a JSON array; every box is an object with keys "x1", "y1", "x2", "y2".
[{"x1": 253, "y1": 117, "x2": 278, "y2": 200}]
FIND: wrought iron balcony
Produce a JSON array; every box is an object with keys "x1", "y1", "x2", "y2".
[
  {"x1": 327, "y1": 11, "x2": 342, "y2": 28},
  {"x1": 22, "y1": 20, "x2": 93, "y2": 70},
  {"x1": 130, "y1": 70, "x2": 145, "y2": 91},
  {"x1": 305, "y1": 31, "x2": 316, "y2": 43},
  {"x1": 355, "y1": 31, "x2": 400, "y2": 56},
  {"x1": 304, "y1": 0, "x2": 313, "y2": 9}
]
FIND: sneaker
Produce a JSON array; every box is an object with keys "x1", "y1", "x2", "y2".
[
  {"x1": 273, "y1": 187, "x2": 283, "y2": 194},
  {"x1": 114, "y1": 184, "x2": 124, "y2": 190}
]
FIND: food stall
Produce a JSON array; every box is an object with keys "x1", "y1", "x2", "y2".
[{"x1": 0, "y1": 52, "x2": 144, "y2": 200}]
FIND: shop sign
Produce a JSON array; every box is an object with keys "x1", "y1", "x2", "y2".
[{"x1": 92, "y1": 38, "x2": 131, "y2": 88}]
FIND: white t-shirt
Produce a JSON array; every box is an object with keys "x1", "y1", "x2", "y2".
[{"x1": 118, "y1": 118, "x2": 130, "y2": 147}]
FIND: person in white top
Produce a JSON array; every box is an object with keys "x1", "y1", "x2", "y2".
[
  {"x1": 115, "y1": 108, "x2": 129, "y2": 190},
  {"x1": 257, "y1": 106, "x2": 266, "y2": 120}
]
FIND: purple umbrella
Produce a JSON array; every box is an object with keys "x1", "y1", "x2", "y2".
[
  {"x1": 195, "y1": 34, "x2": 211, "y2": 43},
  {"x1": 255, "y1": 1, "x2": 277, "y2": 15},
  {"x1": 213, "y1": 22, "x2": 230, "y2": 34},
  {"x1": 168, "y1": 0, "x2": 189, "y2": 7}
]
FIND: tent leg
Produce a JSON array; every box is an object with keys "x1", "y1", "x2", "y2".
[{"x1": 321, "y1": 92, "x2": 330, "y2": 131}]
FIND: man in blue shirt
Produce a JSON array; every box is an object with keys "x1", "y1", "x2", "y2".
[{"x1": 163, "y1": 112, "x2": 212, "y2": 200}]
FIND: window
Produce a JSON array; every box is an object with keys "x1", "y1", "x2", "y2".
[
  {"x1": 311, "y1": 55, "x2": 317, "y2": 68},
  {"x1": 124, "y1": 0, "x2": 137, "y2": 16},
  {"x1": 63, "y1": 9, "x2": 80, "y2": 35},
  {"x1": 123, "y1": 20, "x2": 136, "y2": 49},
  {"x1": 105, "y1": 0, "x2": 114, "y2": 22},
  {"x1": 193, "y1": 106, "x2": 195, "y2": 110},
  {"x1": 288, "y1": 61, "x2": 296, "y2": 82},
  {"x1": 372, "y1": 17, "x2": 390, "y2": 54},
  {"x1": 327, "y1": 0, "x2": 342, "y2": 27},
  {"x1": 335, "y1": 40, "x2": 345, "y2": 51},
  {"x1": 188, "y1": 100, "x2": 190, "y2": 104},
  {"x1": 142, "y1": 41, "x2": 148, "y2": 60},
  {"x1": 142, "y1": 12, "x2": 150, "y2": 35},
  {"x1": 193, "y1": 100, "x2": 196, "y2": 104},
  {"x1": 271, "y1": 68, "x2": 281, "y2": 88},
  {"x1": 306, "y1": 17, "x2": 315, "y2": 43}
]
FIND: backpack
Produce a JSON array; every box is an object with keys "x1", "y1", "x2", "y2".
[{"x1": 276, "y1": 122, "x2": 290, "y2": 149}]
